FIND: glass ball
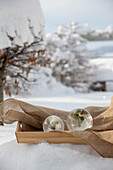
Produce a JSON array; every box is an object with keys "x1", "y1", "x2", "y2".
[
  {"x1": 67, "y1": 108, "x2": 93, "y2": 131},
  {"x1": 43, "y1": 115, "x2": 64, "y2": 132}
]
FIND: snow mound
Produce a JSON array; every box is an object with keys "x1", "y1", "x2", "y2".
[
  {"x1": 0, "y1": 0, "x2": 44, "y2": 49},
  {"x1": 31, "y1": 68, "x2": 75, "y2": 97},
  {"x1": 0, "y1": 140, "x2": 113, "y2": 170}
]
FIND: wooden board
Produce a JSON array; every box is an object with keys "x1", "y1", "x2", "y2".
[{"x1": 15, "y1": 122, "x2": 85, "y2": 144}]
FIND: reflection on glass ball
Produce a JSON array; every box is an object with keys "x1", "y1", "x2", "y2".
[
  {"x1": 43, "y1": 115, "x2": 64, "y2": 132},
  {"x1": 67, "y1": 108, "x2": 93, "y2": 131}
]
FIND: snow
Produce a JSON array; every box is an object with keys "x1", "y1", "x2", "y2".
[
  {"x1": 106, "y1": 25, "x2": 113, "y2": 34},
  {"x1": 90, "y1": 52, "x2": 113, "y2": 85},
  {"x1": 0, "y1": 141, "x2": 113, "y2": 170},
  {"x1": 106, "y1": 82, "x2": 113, "y2": 91},
  {"x1": 92, "y1": 25, "x2": 113, "y2": 39},
  {"x1": 92, "y1": 69, "x2": 113, "y2": 82},
  {"x1": 22, "y1": 67, "x2": 75, "y2": 98},
  {"x1": 87, "y1": 41, "x2": 113, "y2": 51},
  {"x1": 1, "y1": 92, "x2": 113, "y2": 170},
  {"x1": 0, "y1": 124, "x2": 16, "y2": 146},
  {"x1": 88, "y1": 40, "x2": 113, "y2": 86},
  {"x1": 56, "y1": 23, "x2": 113, "y2": 40},
  {"x1": 0, "y1": 0, "x2": 44, "y2": 49},
  {"x1": 5, "y1": 91, "x2": 111, "y2": 111},
  {"x1": 71, "y1": 23, "x2": 90, "y2": 35}
]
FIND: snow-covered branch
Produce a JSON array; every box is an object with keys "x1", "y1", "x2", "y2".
[{"x1": 0, "y1": 0, "x2": 46, "y2": 97}]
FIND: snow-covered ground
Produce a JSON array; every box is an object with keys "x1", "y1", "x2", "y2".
[
  {"x1": 5, "y1": 92, "x2": 111, "y2": 110},
  {"x1": 1, "y1": 91, "x2": 113, "y2": 170}
]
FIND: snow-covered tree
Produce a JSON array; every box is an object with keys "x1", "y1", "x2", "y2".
[
  {"x1": 0, "y1": 0, "x2": 46, "y2": 124},
  {"x1": 0, "y1": 0, "x2": 46, "y2": 100},
  {"x1": 64, "y1": 22, "x2": 113, "y2": 41},
  {"x1": 46, "y1": 22, "x2": 94, "y2": 92}
]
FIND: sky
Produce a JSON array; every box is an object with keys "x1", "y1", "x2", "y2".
[{"x1": 40, "y1": 0, "x2": 113, "y2": 33}]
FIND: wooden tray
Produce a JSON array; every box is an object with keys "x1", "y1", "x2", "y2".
[{"x1": 15, "y1": 122, "x2": 85, "y2": 144}]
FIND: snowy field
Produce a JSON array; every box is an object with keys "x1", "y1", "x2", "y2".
[{"x1": 1, "y1": 91, "x2": 113, "y2": 170}]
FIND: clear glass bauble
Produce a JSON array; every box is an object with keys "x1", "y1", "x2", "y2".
[
  {"x1": 43, "y1": 115, "x2": 64, "y2": 132},
  {"x1": 67, "y1": 108, "x2": 93, "y2": 131}
]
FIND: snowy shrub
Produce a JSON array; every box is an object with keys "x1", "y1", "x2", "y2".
[{"x1": 46, "y1": 23, "x2": 94, "y2": 92}]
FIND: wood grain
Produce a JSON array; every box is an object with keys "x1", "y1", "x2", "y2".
[{"x1": 15, "y1": 122, "x2": 85, "y2": 144}]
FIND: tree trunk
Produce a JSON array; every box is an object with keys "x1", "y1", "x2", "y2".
[{"x1": 0, "y1": 67, "x2": 4, "y2": 125}]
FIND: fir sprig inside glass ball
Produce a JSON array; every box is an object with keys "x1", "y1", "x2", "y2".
[
  {"x1": 43, "y1": 115, "x2": 64, "y2": 132},
  {"x1": 67, "y1": 109, "x2": 93, "y2": 131}
]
